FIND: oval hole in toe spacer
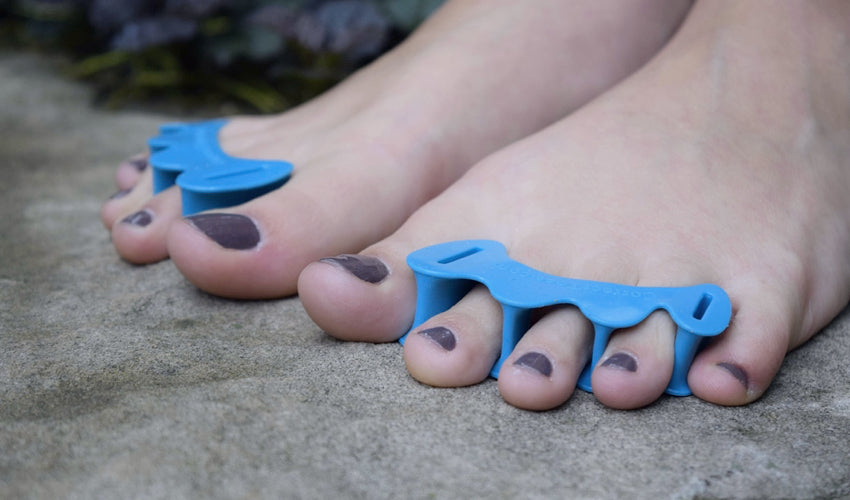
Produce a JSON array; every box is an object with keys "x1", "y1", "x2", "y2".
[
  {"x1": 145, "y1": 119, "x2": 294, "y2": 215},
  {"x1": 177, "y1": 162, "x2": 292, "y2": 215}
]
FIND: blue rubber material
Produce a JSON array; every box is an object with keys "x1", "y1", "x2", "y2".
[
  {"x1": 148, "y1": 119, "x2": 293, "y2": 215},
  {"x1": 400, "y1": 240, "x2": 732, "y2": 396}
]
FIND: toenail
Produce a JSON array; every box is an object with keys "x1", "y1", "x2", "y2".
[
  {"x1": 122, "y1": 210, "x2": 153, "y2": 227},
  {"x1": 319, "y1": 254, "x2": 389, "y2": 284},
  {"x1": 418, "y1": 326, "x2": 456, "y2": 351},
  {"x1": 185, "y1": 213, "x2": 260, "y2": 250},
  {"x1": 129, "y1": 157, "x2": 148, "y2": 172},
  {"x1": 601, "y1": 352, "x2": 638, "y2": 372},
  {"x1": 717, "y1": 362, "x2": 749, "y2": 389},
  {"x1": 110, "y1": 189, "x2": 131, "y2": 200},
  {"x1": 514, "y1": 352, "x2": 553, "y2": 377}
]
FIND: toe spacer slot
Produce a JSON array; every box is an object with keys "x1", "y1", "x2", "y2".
[
  {"x1": 400, "y1": 240, "x2": 732, "y2": 397},
  {"x1": 147, "y1": 119, "x2": 294, "y2": 215}
]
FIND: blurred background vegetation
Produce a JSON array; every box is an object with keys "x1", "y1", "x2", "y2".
[{"x1": 0, "y1": 0, "x2": 444, "y2": 113}]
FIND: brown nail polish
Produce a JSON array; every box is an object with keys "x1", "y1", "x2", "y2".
[
  {"x1": 418, "y1": 326, "x2": 456, "y2": 351},
  {"x1": 319, "y1": 254, "x2": 389, "y2": 284},
  {"x1": 185, "y1": 213, "x2": 260, "y2": 250},
  {"x1": 514, "y1": 352, "x2": 553, "y2": 377},
  {"x1": 717, "y1": 362, "x2": 749, "y2": 389},
  {"x1": 109, "y1": 189, "x2": 131, "y2": 200},
  {"x1": 121, "y1": 210, "x2": 152, "y2": 227},
  {"x1": 601, "y1": 352, "x2": 637, "y2": 372},
  {"x1": 129, "y1": 157, "x2": 148, "y2": 172}
]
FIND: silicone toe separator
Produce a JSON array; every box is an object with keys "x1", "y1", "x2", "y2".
[
  {"x1": 147, "y1": 119, "x2": 294, "y2": 215},
  {"x1": 400, "y1": 240, "x2": 732, "y2": 396}
]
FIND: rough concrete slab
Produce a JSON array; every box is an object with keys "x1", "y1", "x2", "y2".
[{"x1": 1, "y1": 51, "x2": 849, "y2": 499}]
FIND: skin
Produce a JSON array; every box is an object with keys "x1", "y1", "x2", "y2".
[
  {"x1": 103, "y1": 0, "x2": 850, "y2": 410},
  {"x1": 100, "y1": 0, "x2": 693, "y2": 296},
  {"x1": 299, "y1": 0, "x2": 850, "y2": 410}
]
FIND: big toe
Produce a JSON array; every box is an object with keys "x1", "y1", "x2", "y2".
[
  {"x1": 168, "y1": 147, "x2": 427, "y2": 298},
  {"x1": 298, "y1": 244, "x2": 416, "y2": 342}
]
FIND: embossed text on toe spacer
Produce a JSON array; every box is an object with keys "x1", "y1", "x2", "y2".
[{"x1": 404, "y1": 239, "x2": 733, "y2": 396}]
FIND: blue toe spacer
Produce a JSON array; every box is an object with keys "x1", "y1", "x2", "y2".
[
  {"x1": 148, "y1": 119, "x2": 294, "y2": 215},
  {"x1": 400, "y1": 240, "x2": 732, "y2": 396}
]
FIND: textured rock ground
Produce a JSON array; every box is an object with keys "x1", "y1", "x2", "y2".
[{"x1": 1, "y1": 51, "x2": 849, "y2": 499}]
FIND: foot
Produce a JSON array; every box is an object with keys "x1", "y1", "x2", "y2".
[
  {"x1": 299, "y1": 0, "x2": 850, "y2": 410},
  {"x1": 99, "y1": 0, "x2": 691, "y2": 298}
]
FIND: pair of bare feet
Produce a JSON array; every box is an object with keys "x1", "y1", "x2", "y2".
[{"x1": 101, "y1": 0, "x2": 850, "y2": 410}]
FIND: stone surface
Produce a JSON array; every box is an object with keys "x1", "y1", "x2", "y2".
[{"x1": 1, "y1": 51, "x2": 849, "y2": 499}]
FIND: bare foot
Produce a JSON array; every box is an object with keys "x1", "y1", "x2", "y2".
[
  {"x1": 99, "y1": 0, "x2": 691, "y2": 298},
  {"x1": 299, "y1": 0, "x2": 850, "y2": 409}
]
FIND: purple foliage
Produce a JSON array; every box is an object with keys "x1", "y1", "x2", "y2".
[
  {"x1": 164, "y1": 0, "x2": 230, "y2": 18},
  {"x1": 248, "y1": 0, "x2": 391, "y2": 61},
  {"x1": 302, "y1": 0, "x2": 391, "y2": 59},
  {"x1": 110, "y1": 15, "x2": 197, "y2": 51},
  {"x1": 88, "y1": 0, "x2": 159, "y2": 33},
  {"x1": 86, "y1": 0, "x2": 396, "y2": 59},
  {"x1": 246, "y1": 4, "x2": 301, "y2": 37}
]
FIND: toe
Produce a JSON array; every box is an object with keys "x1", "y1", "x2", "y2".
[
  {"x1": 168, "y1": 147, "x2": 438, "y2": 298},
  {"x1": 166, "y1": 185, "x2": 344, "y2": 299},
  {"x1": 402, "y1": 286, "x2": 503, "y2": 387},
  {"x1": 101, "y1": 167, "x2": 155, "y2": 230},
  {"x1": 109, "y1": 185, "x2": 182, "y2": 264},
  {"x1": 298, "y1": 244, "x2": 416, "y2": 343},
  {"x1": 590, "y1": 310, "x2": 677, "y2": 409},
  {"x1": 498, "y1": 306, "x2": 593, "y2": 411},
  {"x1": 688, "y1": 287, "x2": 793, "y2": 405},
  {"x1": 114, "y1": 154, "x2": 149, "y2": 190},
  {"x1": 299, "y1": 172, "x2": 498, "y2": 338}
]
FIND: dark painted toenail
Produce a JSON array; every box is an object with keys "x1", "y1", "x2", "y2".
[
  {"x1": 122, "y1": 210, "x2": 152, "y2": 227},
  {"x1": 601, "y1": 352, "x2": 637, "y2": 372},
  {"x1": 110, "y1": 189, "x2": 131, "y2": 200},
  {"x1": 717, "y1": 362, "x2": 749, "y2": 389},
  {"x1": 185, "y1": 213, "x2": 260, "y2": 250},
  {"x1": 418, "y1": 326, "x2": 456, "y2": 351},
  {"x1": 129, "y1": 157, "x2": 148, "y2": 172},
  {"x1": 514, "y1": 352, "x2": 553, "y2": 377},
  {"x1": 319, "y1": 254, "x2": 389, "y2": 284}
]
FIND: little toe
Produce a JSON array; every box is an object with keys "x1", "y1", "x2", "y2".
[
  {"x1": 498, "y1": 306, "x2": 593, "y2": 411},
  {"x1": 688, "y1": 292, "x2": 793, "y2": 406},
  {"x1": 114, "y1": 154, "x2": 149, "y2": 190},
  {"x1": 591, "y1": 311, "x2": 677, "y2": 409},
  {"x1": 402, "y1": 286, "x2": 503, "y2": 387}
]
